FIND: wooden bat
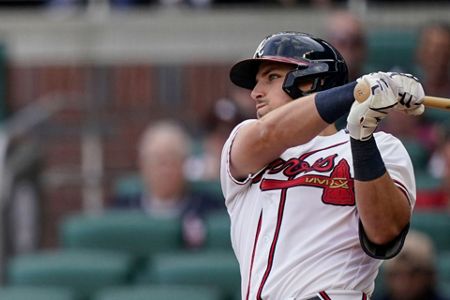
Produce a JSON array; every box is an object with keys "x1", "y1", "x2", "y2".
[{"x1": 354, "y1": 81, "x2": 450, "y2": 111}]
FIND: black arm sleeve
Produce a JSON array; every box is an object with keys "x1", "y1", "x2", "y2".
[{"x1": 359, "y1": 221, "x2": 409, "y2": 259}]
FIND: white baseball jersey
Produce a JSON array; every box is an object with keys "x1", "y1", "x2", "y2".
[{"x1": 220, "y1": 119, "x2": 416, "y2": 300}]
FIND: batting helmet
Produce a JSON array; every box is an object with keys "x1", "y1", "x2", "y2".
[{"x1": 229, "y1": 31, "x2": 349, "y2": 99}]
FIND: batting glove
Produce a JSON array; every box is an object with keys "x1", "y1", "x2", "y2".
[
  {"x1": 386, "y1": 72, "x2": 425, "y2": 116},
  {"x1": 347, "y1": 72, "x2": 397, "y2": 141}
]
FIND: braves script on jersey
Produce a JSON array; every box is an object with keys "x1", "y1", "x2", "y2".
[{"x1": 220, "y1": 120, "x2": 416, "y2": 300}]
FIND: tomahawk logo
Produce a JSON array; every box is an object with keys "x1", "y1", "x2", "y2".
[{"x1": 254, "y1": 154, "x2": 355, "y2": 206}]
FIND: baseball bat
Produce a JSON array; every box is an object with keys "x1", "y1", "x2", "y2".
[{"x1": 354, "y1": 81, "x2": 450, "y2": 111}]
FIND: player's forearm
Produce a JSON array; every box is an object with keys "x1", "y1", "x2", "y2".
[
  {"x1": 351, "y1": 136, "x2": 411, "y2": 245},
  {"x1": 355, "y1": 173, "x2": 411, "y2": 245}
]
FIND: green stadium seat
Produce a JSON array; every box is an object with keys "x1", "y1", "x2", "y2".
[
  {"x1": 6, "y1": 249, "x2": 133, "y2": 300},
  {"x1": 410, "y1": 212, "x2": 450, "y2": 253},
  {"x1": 0, "y1": 286, "x2": 77, "y2": 300},
  {"x1": 205, "y1": 211, "x2": 232, "y2": 250},
  {"x1": 423, "y1": 109, "x2": 450, "y2": 126},
  {"x1": 59, "y1": 210, "x2": 183, "y2": 259},
  {"x1": 401, "y1": 139, "x2": 430, "y2": 172},
  {"x1": 113, "y1": 173, "x2": 224, "y2": 203},
  {"x1": 415, "y1": 170, "x2": 442, "y2": 191},
  {"x1": 437, "y1": 252, "x2": 450, "y2": 298},
  {"x1": 190, "y1": 179, "x2": 224, "y2": 202},
  {"x1": 438, "y1": 252, "x2": 450, "y2": 283},
  {"x1": 439, "y1": 281, "x2": 450, "y2": 299},
  {"x1": 94, "y1": 284, "x2": 223, "y2": 300},
  {"x1": 137, "y1": 251, "x2": 240, "y2": 300},
  {"x1": 113, "y1": 174, "x2": 143, "y2": 199}
]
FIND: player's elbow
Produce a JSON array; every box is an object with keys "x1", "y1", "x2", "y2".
[{"x1": 367, "y1": 218, "x2": 409, "y2": 245}]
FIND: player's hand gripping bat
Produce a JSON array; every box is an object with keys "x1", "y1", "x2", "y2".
[{"x1": 354, "y1": 81, "x2": 450, "y2": 111}]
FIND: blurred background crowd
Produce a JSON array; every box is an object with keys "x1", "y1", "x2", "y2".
[{"x1": 0, "y1": 0, "x2": 448, "y2": 300}]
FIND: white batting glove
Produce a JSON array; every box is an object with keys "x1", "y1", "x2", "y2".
[
  {"x1": 386, "y1": 72, "x2": 425, "y2": 116},
  {"x1": 347, "y1": 72, "x2": 397, "y2": 141}
]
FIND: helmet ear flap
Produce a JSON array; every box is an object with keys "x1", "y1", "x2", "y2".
[
  {"x1": 282, "y1": 72, "x2": 304, "y2": 99},
  {"x1": 282, "y1": 62, "x2": 331, "y2": 99},
  {"x1": 283, "y1": 72, "x2": 324, "y2": 99}
]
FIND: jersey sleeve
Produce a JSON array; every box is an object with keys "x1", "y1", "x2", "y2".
[
  {"x1": 220, "y1": 119, "x2": 264, "y2": 210},
  {"x1": 376, "y1": 132, "x2": 416, "y2": 208},
  {"x1": 359, "y1": 132, "x2": 416, "y2": 260}
]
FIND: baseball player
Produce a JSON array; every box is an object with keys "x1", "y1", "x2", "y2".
[{"x1": 220, "y1": 32, "x2": 425, "y2": 300}]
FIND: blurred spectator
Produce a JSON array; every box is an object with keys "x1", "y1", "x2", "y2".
[
  {"x1": 415, "y1": 22, "x2": 450, "y2": 138},
  {"x1": 186, "y1": 95, "x2": 247, "y2": 182},
  {"x1": 418, "y1": 128, "x2": 450, "y2": 211},
  {"x1": 325, "y1": 10, "x2": 368, "y2": 81},
  {"x1": 187, "y1": 101, "x2": 235, "y2": 182},
  {"x1": 378, "y1": 108, "x2": 436, "y2": 152},
  {"x1": 378, "y1": 22, "x2": 450, "y2": 169},
  {"x1": 379, "y1": 22, "x2": 450, "y2": 180},
  {"x1": 112, "y1": 119, "x2": 224, "y2": 248},
  {"x1": 186, "y1": 85, "x2": 254, "y2": 183},
  {"x1": 415, "y1": 22, "x2": 450, "y2": 98},
  {"x1": 228, "y1": 85, "x2": 256, "y2": 120},
  {"x1": 376, "y1": 230, "x2": 449, "y2": 300}
]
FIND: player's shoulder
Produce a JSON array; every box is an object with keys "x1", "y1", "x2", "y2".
[
  {"x1": 235, "y1": 119, "x2": 257, "y2": 129},
  {"x1": 228, "y1": 119, "x2": 257, "y2": 139},
  {"x1": 373, "y1": 130, "x2": 403, "y2": 144},
  {"x1": 222, "y1": 119, "x2": 257, "y2": 155},
  {"x1": 373, "y1": 131, "x2": 407, "y2": 153}
]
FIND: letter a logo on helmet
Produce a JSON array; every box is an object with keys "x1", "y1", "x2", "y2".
[
  {"x1": 254, "y1": 38, "x2": 268, "y2": 58},
  {"x1": 230, "y1": 31, "x2": 349, "y2": 99}
]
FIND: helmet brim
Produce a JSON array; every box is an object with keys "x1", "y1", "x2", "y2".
[
  {"x1": 229, "y1": 56, "x2": 306, "y2": 90},
  {"x1": 229, "y1": 58, "x2": 263, "y2": 90}
]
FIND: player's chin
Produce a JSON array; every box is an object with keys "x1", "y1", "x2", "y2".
[{"x1": 256, "y1": 107, "x2": 268, "y2": 119}]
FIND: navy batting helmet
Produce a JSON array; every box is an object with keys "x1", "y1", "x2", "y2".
[{"x1": 229, "y1": 31, "x2": 349, "y2": 99}]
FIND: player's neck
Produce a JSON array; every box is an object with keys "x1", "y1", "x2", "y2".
[{"x1": 318, "y1": 124, "x2": 338, "y2": 137}]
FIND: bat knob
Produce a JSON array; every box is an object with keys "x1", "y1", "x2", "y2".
[{"x1": 354, "y1": 81, "x2": 371, "y2": 103}]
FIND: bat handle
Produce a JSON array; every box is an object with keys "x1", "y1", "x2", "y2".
[
  {"x1": 353, "y1": 81, "x2": 371, "y2": 103},
  {"x1": 422, "y1": 96, "x2": 450, "y2": 110}
]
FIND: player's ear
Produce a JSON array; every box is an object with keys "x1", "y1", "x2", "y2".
[{"x1": 296, "y1": 79, "x2": 315, "y2": 94}]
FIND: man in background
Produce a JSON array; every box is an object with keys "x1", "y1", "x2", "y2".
[
  {"x1": 377, "y1": 230, "x2": 449, "y2": 300},
  {"x1": 113, "y1": 119, "x2": 224, "y2": 248}
]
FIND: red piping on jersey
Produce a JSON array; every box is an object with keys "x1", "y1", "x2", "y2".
[
  {"x1": 256, "y1": 187, "x2": 288, "y2": 300},
  {"x1": 393, "y1": 179, "x2": 407, "y2": 191},
  {"x1": 393, "y1": 179, "x2": 411, "y2": 205},
  {"x1": 319, "y1": 291, "x2": 332, "y2": 300},
  {"x1": 246, "y1": 212, "x2": 263, "y2": 300}
]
